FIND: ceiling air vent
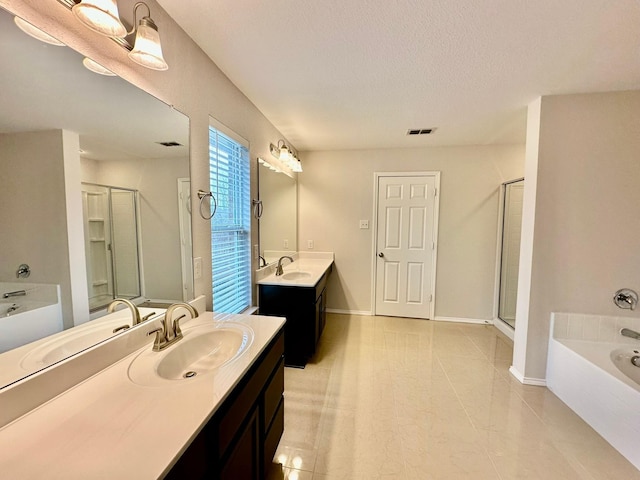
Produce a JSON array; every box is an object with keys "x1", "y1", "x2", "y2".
[
  {"x1": 156, "y1": 141, "x2": 183, "y2": 147},
  {"x1": 406, "y1": 128, "x2": 436, "y2": 136}
]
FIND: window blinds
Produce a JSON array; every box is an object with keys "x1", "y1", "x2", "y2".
[{"x1": 209, "y1": 126, "x2": 251, "y2": 313}]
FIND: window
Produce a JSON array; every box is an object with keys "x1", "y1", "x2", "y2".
[{"x1": 209, "y1": 122, "x2": 251, "y2": 313}]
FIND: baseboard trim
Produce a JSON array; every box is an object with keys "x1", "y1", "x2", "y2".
[
  {"x1": 326, "y1": 308, "x2": 373, "y2": 316},
  {"x1": 509, "y1": 366, "x2": 547, "y2": 386},
  {"x1": 433, "y1": 316, "x2": 492, "y2": 325},
  {"x1": 492, "y1": 317, "x2": 515, "y2": 340}
]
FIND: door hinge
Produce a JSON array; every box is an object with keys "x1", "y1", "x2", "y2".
[
  {"x1": 434, "y1": 187, "x2": 438, "y2": 197},
  {"x1": 429, "y1": 294, "x2": 433, "y2": 302}
]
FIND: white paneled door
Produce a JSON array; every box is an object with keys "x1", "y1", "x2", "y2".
[{"x1": 374, "y1": 174, "x2": 439, "y2": 319}]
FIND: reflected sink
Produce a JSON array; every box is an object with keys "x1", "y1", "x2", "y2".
[
  {"x1": 128, "y1": 322, "x2": 254, "y2": 387},
  {"x1": 281, "y1": 271, "x2": 312, "y2": 281},
  {"x1": 611, "y1": 348, "x2": 640, "y2": 385},
  {"x1": 20, "y1": 316, "x2": 147, "y2": 370}
]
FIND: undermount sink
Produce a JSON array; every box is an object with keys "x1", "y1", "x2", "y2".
[
  {"x1": 610, "y1": 347, "x2": 640, "y2": 385},
  {"x1": 281, "y1": 271, "x2": 312, "y2": 281},
  {"x1": 128, "y1": 322, "x2": 254, "y2": 387}
]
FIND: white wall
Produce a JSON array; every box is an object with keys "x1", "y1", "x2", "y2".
[
  {"x1": 298, "y1": 145, "x2": 525, "y2": 318},
  {"x1": 515, "y1": 91, "x2": 640, "y2": 381},
  {"x1": 0, "y1": 130, "x2": 76, "y2": 328},
  {"x1": 5, "y1": 0, "x2": 292, "y2": 309}
]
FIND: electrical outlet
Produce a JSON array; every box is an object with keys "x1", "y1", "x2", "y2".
[
  {"x1": 193, "y1": 257, "x2": 202, "y2": 280},
  {"x1": 283, "y1": 239, "x2": 289, "y2": 249},
  {"x1": 307, "y1": 240, "x2": 314, "y2": 249},
  {"x1": 359, "y1": 220, "x2": 369, "y2": 229}
]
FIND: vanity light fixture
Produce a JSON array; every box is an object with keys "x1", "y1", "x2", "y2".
[
  {"x1": 271, "y1": 140, "x2": 303, "y2": 173},
  {"x1": 71, "y1": 0, "x2": 127, "y2": 37},
  {"x1": 127, "y1": 2, "x2": 168, "y2": 71},
  {"x1": 82, "y1": 57, "x2": 116, "y2": 76},
  {"x1": 14, "y1": 17, "x2": 66, "y2": 46},
  {"x1": 60, "y1": 0, "x2": 168, "y2": 71}
]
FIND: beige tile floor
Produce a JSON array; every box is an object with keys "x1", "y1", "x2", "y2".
[{"x1": 267, "y1": 313, "x2": 640, "y2": 480}]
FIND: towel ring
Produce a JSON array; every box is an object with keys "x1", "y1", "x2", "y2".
[
  {"x1": 252, "y1": 199, "x2": 263, "y2": 219},
  {"x1": 197, "y1": 190, "x2": 217, "y2": 220}
]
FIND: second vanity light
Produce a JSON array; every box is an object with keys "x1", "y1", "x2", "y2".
[{"x1": 67, "y1": 0, "x2": 169, "y2": 71}]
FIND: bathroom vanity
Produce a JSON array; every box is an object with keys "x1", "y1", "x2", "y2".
[
  {"x1": 0, "y1": 309, "x2": 285, "y2": 479},
  {"x1": 257, "y1": 253, "x2": 334, "y2": 367}
]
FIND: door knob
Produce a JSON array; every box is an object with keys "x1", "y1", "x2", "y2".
[{"x1": 378, "y1": 252, "x2": 384, "y2": 258}]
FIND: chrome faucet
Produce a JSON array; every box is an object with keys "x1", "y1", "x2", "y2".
[
  {"x1": 621, "y1": 328, "x2": 640, "y2": 341},
  {"x1": 3, "y1": 290, "x2": 26, "y2": 299},
  {"x1": 151, "y1": 303, "x2": 199, "y2": 351},
  {"x1": 275, "y1": 256, "x2": 294, "y2": 276},
  {"x1": 107, "y1": 298, "x2": 142, "y2": 325}
]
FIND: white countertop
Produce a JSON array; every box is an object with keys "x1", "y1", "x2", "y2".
[
  {"x1": 0, "y1": 312, "x2": 285, "y2": 479},
  {"x1": 256, "y1": 252, "x2": 334, "y2": 288}
]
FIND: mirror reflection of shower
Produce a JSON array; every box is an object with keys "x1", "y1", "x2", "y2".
[
  {"x1": 82, "y1": 183, "x2": 141, "y2": 311},
  {"x1": 498, "y1": 178, "x2": 524, "y2": 329}
]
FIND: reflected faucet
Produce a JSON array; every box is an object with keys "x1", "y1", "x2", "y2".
[
  {"x1": 107, "y1": 298, "x2": 142, "y2": 326},
  {"x1": 3, "y1": 290, "x2": 26, "y2": 299},
  {"x1": 275, "y1": 256, "x2": 294, "y2": 276},
  {"x1": 151, "y1": 302, "x2": 199, "y2": 351},
  {"x1": 259, "y1": 255, "x2": 267, "y2": 268}
]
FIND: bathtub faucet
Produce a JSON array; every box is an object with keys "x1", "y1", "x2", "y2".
[
  {"x1": 620, "y1": 328, "x2": 640, "y2": 341},
  {"x1": 3, "y1": 290, "x2": 26, "y2": 299}
]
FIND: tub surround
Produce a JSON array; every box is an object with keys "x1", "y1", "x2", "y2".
[
  {"x1": 547, "y1": 312, "x2": 640, "y2": 471},
  {"x1": 0, "y1": 310, "x2": 285, "y2": 478}
]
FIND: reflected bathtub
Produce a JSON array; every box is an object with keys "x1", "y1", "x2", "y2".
[{"x1": 0, "y1": 284, "x2": 63, "y2": 353}]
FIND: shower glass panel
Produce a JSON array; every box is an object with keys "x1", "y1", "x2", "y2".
[
  {"x1": 498, "y1": 178, "x2": 524, "y2": 329},
  {"x1": 82, "y1": 183, "x2": 141, "y2": 311}
]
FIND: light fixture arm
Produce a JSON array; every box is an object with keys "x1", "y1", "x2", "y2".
[{"x1": 126, "y1": 2, "x2": 153, "y2": 36}]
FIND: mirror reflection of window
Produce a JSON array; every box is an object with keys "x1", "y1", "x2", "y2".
[{"x1": 498, "y1": 178, "x2": 524, "y2": 329}]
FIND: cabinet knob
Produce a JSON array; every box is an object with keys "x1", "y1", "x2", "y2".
[{"x1": 378, "y1": 252, "x2": 384, "y2": 258}]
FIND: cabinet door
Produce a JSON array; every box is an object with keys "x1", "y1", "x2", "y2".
[{"x1": 220, "y1": 408, "x2": 260, "y2": 480}]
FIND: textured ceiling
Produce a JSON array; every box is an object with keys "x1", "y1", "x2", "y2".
[{"x1": 157, "y1": 0, "x2": 640, "y2": 151}]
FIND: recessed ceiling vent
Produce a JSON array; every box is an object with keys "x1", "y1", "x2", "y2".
[
  {"x1": 156, "y1": 141, "x2": 183, "y2": 147},
  {"x1": 406, "y1": 128, "x2": 436, "y2": 136}
]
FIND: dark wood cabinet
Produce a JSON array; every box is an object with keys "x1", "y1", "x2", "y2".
[
  {"x1": 258, "y1": 265, "x2": 332, "y2": 367},
  {"x1": 165, "y1": 329, "x2": 284, "y2": 480}
]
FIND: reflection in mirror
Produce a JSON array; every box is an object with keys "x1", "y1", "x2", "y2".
[
  {"x1": 0, "y1": 6, "x2": 191, "y2": 388},
  {"x1": 498, "y1": 178, "x2": 524, "y2": 329},
  {"x1": 257, "y1": 160, "x2": 297, "y2": 264}
]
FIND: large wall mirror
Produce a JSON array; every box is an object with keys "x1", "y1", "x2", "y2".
[
  {"x1": 0, "y1": 6, "x2": 191, "y2": 388},
  {"x1": 257, "y1": 161, "x2": 297, "y2": 264}
]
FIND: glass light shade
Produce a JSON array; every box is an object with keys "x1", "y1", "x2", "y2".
[
  {"x1": 82, "y1": 57, "x2": 116, "y2": 76},
  {"x1": 128, "y1": 20, "x2": 168, "y2": 71},
  {"x1": 14, "y1": 17, "x2": 65, "y2": 46},
  {"x1": 279, "y1": 145, "x2": 289, "y2": 162},
  {"x1": 72, "y1": 0, "x2": 127, "y2": 38}
]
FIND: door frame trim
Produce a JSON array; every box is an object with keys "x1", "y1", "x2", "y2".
[{"x1": 371, "y1": 171, "x2": 441, "y2": 319}]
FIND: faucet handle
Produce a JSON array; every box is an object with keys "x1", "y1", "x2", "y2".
[{"x1": 173, "y1": 314, "x2": 187, "y2": 337}]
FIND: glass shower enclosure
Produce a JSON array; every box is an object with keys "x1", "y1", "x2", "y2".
[{"x1": 81, "y1": 183, "x2": 142, "y2": 311}]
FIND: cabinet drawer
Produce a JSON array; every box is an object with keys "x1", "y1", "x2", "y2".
[{"x1": 264, "y1": 357, "x2": 284, "y2": 431}]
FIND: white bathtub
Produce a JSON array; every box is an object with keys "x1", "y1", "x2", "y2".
[
  {"x1": 547, "y1": 313, "x2": 640, "y2": 470},
  {"x1": 0, "y1": 283, "x2": 63, "y2": 353}
]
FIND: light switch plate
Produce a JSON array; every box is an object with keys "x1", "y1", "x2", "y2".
[{"x1": 359, "y1": 220, "x2": 369, "y2": 229}]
